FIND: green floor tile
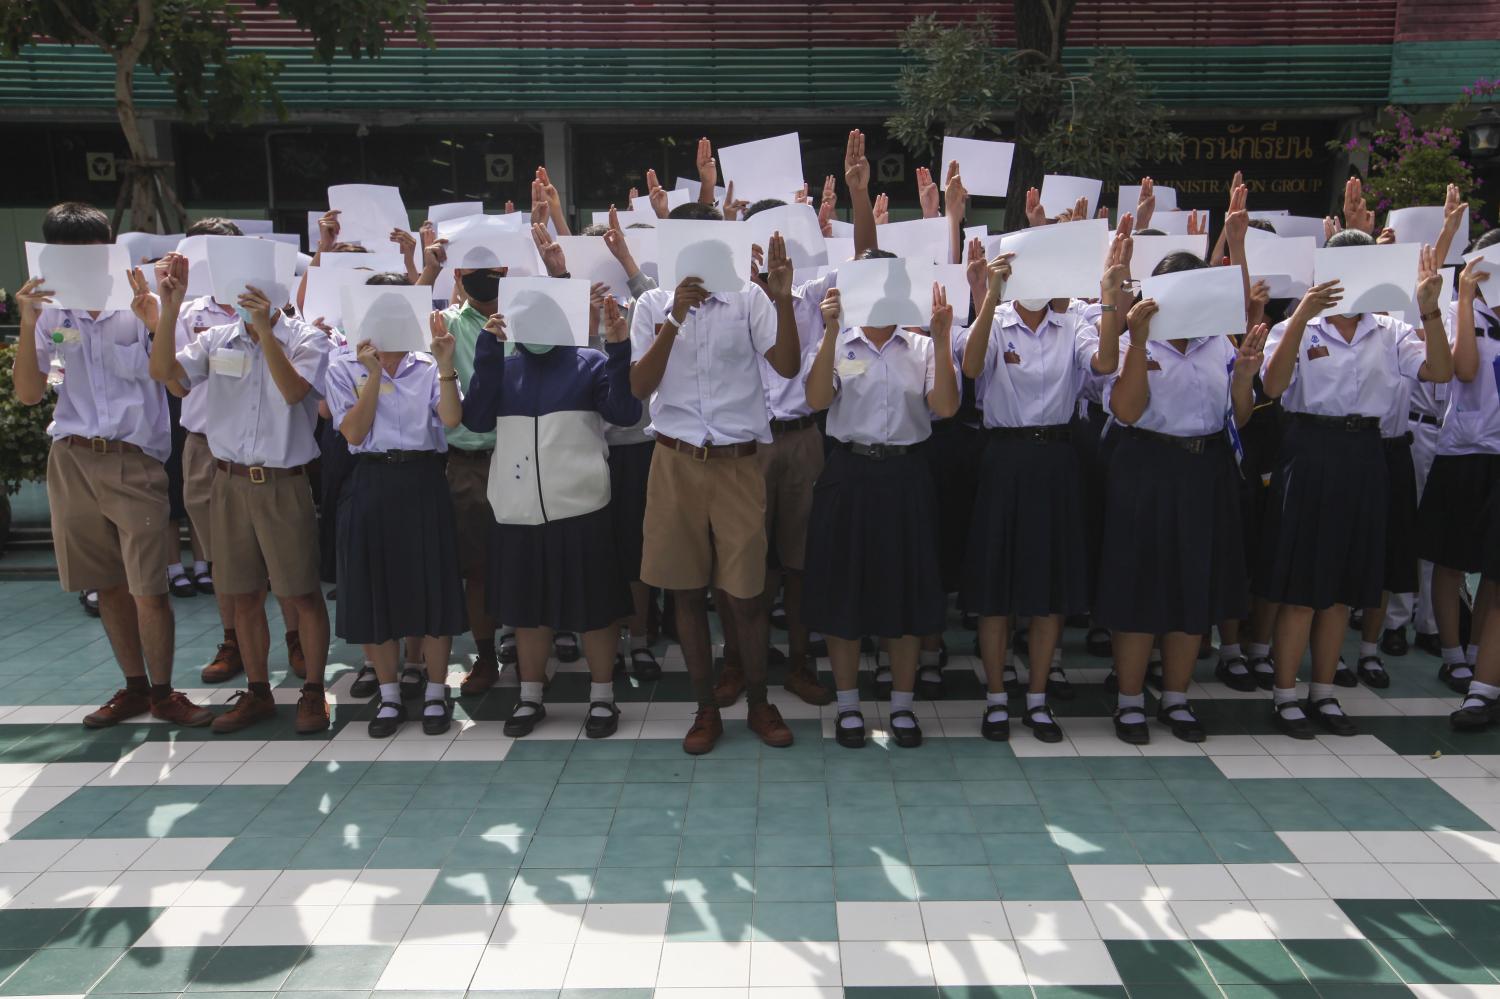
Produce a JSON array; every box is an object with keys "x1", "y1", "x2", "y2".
[
  {"x1": 755, "y1": 833, "x2": 833, "y2": 867},
  {"x1": 989, "y1": 864, "x2": 1079, "y2": 900},
  {"x1": 281, "y1": 945, "x2": 395, "y2": 991},
  {"x1": 677, "y1": 834, "x2": 756, "y2": 867},
  {"x1": 49, "y1": 906, "x2": 161, "y2": 949},
  {"x1": 960, "y1": 780, "x2": 1036, "y2": 806},
  {"x1": 682, "y1": 805, "x2": 757, "y2": 836},
  {"x1": 1368, "y1": 936, "x2": 1497, "y2": 985},
  {"x1": 0, "y1": 945, "x2": 125, "y2": 995},
  {"x1": 666, "y1": 900, "x2": 753, "y2": 941},
  {"x1": 980, "y1": 832, "x2": 1065, "y2": 866},
  {"x1": 0, "y1": 951, "x2": 34, "y2": 989},
  {"x1": 1049, "y1": 830, "x2": 1141, "y2": 865},
  {"x1": 754, "y1": 865, "x2": 835, "y2": 902},
  {"x1": 507, "y1": 868, "x2": 595, "y2": 903},
  {"x1": 671, "y1": 867, "x2": 757, "y2": 902},
  {"x1": 909, "y1": 834, "x2": 989, "y2": 867},
  {"x1": 834, "y1": 833, "x2": 910, "y2": 867},
  {"x1": 1338, "y1": 899, "x2": 1455, "y2": 939},
  {"x1": 1130, "y1": 831, "x2": 1218, "y2": 864},
  {"x1": 0, "y1": 908, "x2": 77, "y2": 948},
  {"x1": 937, "y1": 988, "x2": 1034, "y2": 999},
  {"x1": 1281, "y1": 939, "x2": 1401, "y2": 984},
  {"x1": 187, "y1": 946, "x2": 306, "y2": 992},
  {"x1": 1216, "y1": 986, "x2": 1318, "y2": 999},
  {"x1": 1195, "y1": 939, "x2": 1307, "y2": 985},
  {"x1": 424, "y1": 866, "x2": 518, "y2": 905},
  {"x1": 1030, "y1": 988, "x2": 1130, "y2": 998},
  {"x1": 1423, "y1": 898, "x2": 1500, "y2": 939},
  {"x1": 900, "y1": 805, "x2": 977, "y2": 835},
  {"x1": 751, "y1": 900, "x2": 838, "y2": 941},
  {"x1": 521, "y1": 834, "x2": 605, "y2": 868},
  {"x1": 915, "y1": 865, "x2": 999, "y2": 900},
  {"x1": 1105, "y1": 940, "x2": 1214, "y2": 985},
  {"x1": 835, "y1": 865, "x2": 919, "y2": 901},
  {"x1": 1201, "y1": 829, "x2": 1295, "y2": 863},
  {"x1": 587, "y1": 866, "x2": 674, "y2": 902},
  {"x1": 600, "y1": 833, "x2": 681, "y2": 868},
  {"x1": 92, "y1": 946, "x2": 219, "y2": 993}
]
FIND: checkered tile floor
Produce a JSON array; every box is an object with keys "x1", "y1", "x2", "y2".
[{"x1": 1, "y1": 580, "x2": 1500, "y2": 998}]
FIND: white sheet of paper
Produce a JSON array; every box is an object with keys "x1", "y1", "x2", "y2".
[
  {"x1": 1244, "y1": 228, "x2": 1315, "y2": 299},
  {"x1": 318, "y1": 250, "x2": 406, "y2": 274},
  {"x1": 933, "y1": 263, "x2": 972, "y2": 324},
  {"x1": 1400, "y1": 265, "x2": 1455, "y2": 327},
  {"x1": 1117, "y1": 183, "x2": 1178, "y2": 215},
  {"x1": 117, "y1": 231, "x2": 185, "y2": 265},
  {"x1": 303, "y1": 267, "x2": 376, "y2": 328},
  {"x1": 824, "y1": 236, "x2": 855, "y2": 265},
  {"x1": 306, "y1": 211, "x2": 323, "y2": 253},
  {"x1": 938, "y1": 136, "x2": 1015, "y2": 197},
  {"x1": 1039, "y1": 175, "x2": 1103, "y2": 218},
  {"x1": 1464, "y1": 244, "x2": 1500, "y2": 282},
  {"x1": 630, "y1": 188, "x2": 689, "y2": 219},
  {"x1": 1313, "y1": 242, "x2": 1421, "y2": 317},
  {"x1": 995, "y1": 218, "x2": 1110, "y2": 301},
  {"x1": 837, "y1": 257, "x2": 934, "y2": 327},
  {"x1": 718, "y1": 133, "x2": 805, "y2": 203},
  {"x1": 1388, "y1": 205, "x2": 1464, "y2": 265},
  {"x1": 964, "y1": 224, "x2": 988, "y2": 242},
  {"x1": 826, "y1": 218, "x2": 854, "y2": 237},
  {"x1": 616, "y1": 225, "x2": 659, "y2": 274},
  {"x1": 24, "y1": 243, "x2": 134, "y2": 312},
  {"x1": 173, "y1": 236, "x2": 214, "y2": 298},
  {"x1": 1248, "y1": 212, "x2": 1327, "y2": 247},
  {"x1": 327, "y1": 184, "x2": 411, "y2": 248},
  {"x1": 1139, "y1": 265, "x2": 1247, "y2": 341},
  {"x1": 340, "y1": 284, "x2": 430, "y2": 352},
  {"x1": 443, "y1": 219, "x2": 542, "y2": 275},
  {"x1": 261, "y1": 233, "x2": 301, "y2": 250},
  {"x1": 1144, "y1": 211, "x2": 1198, "y2": 236},
  {"x1": 876, "y1": 217, "x2": 951, "y2": 264},
  {"x1": 427, "y1": 201, "x2": 485, "y2": 225},
  {"x1": 1127, "y1": 234, "x2": 1209, "y2": 281},
  {"x1": 554, "y1": 236, "x2": 632, "y2": 298},
  {"x1": 746, "y1": 203, "x2": 829, "y2": 272},
  {"x1": 656, "y1": 219, "x2": 752, "y2": 294},
  {"x1": 227, "y1": 218, "x2": 272, "y2": 235},
  {"x1": 204, "y1": 236, "x2": 297, "y2": 308},
  {"x1": 497, "y1": 276, "x2": 591, "y2": 347},
  {"x1": 674, "y1": 177, "x2": 727, "y2": 204},
  {"x1": 436, "y1": 212, "x2": 524, "y2": 241},
  {"x1": 591, "y1": 208, "x2": 654, "y2": 230}
]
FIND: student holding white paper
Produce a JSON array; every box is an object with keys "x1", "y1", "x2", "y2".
[
  {"x1": 1096, "y1": 250, "x2": 1262, "y2": 745},
  {"x1": 959, "y1": 242, "x2": 1122, "y2": 744},
  {"x1": 322, "y1": 273, "x2": 466, "y2": 738},
  {"x1": 460, "y1": 287, "x2": 642, "y2": 740},
  {"x1": 11, "y1": 202, "x2": 212, "y2": 731},
  {"x1": 151, "y1": 252, "x2": 334, "y2": 736},
  {"x1": 1258, "y1": 235, "x2": 1452, "y2": 740},
  {"x1": 802, "y1": 280, "x2": 958, "y2": 749}
]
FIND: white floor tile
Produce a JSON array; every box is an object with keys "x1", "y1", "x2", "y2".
[
  {"x1": 156, "y1": 761, "x2": 241, "y2": 786},
  {"x1": 576, "y1": 901, "x2": 671, "y2": 942},
  {"x1": 657, "y1": 942, "x2": 752, "y2": 988},
  {"x1": 403, "y1": 903, "x2": 502, "y2": 944},
  {"x1": 1070, "y1": 864, "x2": 1163, "y2": 901},
  {"x1": 1407, "y1": 985, "x2": 1500, "y2": 998},
  {"x1": 260, "y1": 869, "x2": 358, "y2": 906},
  {"x1": 1227, "y1": 863, "x2": 1327, "y2": 899},
  {"x1": 0, "y1": 872, "x2": 36, "y2": 906},
  {"x1": 31, "y1": 764, "x2": 110, "y2": 787},
  {"x1": 1170, "y1": 899, "x2": 1275, "y2": 939},
  {"x1": 375, "y1": 942, "x2": 484, "y2": 990},
  {"x1": 1305, "y1": 862, "x2": 1411, "y2": 898},
  {"x1": 490, "y1": 902, "x2": 586, "y2": 944},
  {"x1": 1278, "y1": 755, "x2": 1358, "y2": 778},
  {"x1": 224, "y1": 903, "x2": 335, "y2": 945},
  {"x1": 1212, "y1": 756, "x2": 1290, "y2": 779},
  {"x1": 1465, "y1": 864, "x2": 1500, "y2": 894},
  {"x1": 927, "y1": 940, "x2": 1028, "y2": 986},
  {"x1": 1202, "y1": 735, "x2": 1269, "y2": 756},
  {"x1": 5, "y1": 870, "x2": 114, "y2": 907},
  {"x1": 51, "y1": 838, "x2": 152, "y2": 871},
  {"x1": 1086, "y1": 900, "x2": 1187, "y2": 939},
  {"x1": 129, "y1": 837, "x2": 232, "y2": 871},
  {"x1": 88, "y1": 870, "x2": 194, "y2": 908},
  {"x1": 468, "y1": 942, "x2": 572, "y2": 990},
  {"x1": 0, "y1": 839, "x2": 79, "y2": 873},
  {"x1": 836, "y1": 901, "x2": 924, "y2": 940},
  {"x1": 1430, "y1": 830, "x2": 1500, "y2": 864},
  {"x1": 1253, "y1": 898, "x2": 1365, "y2": 938},
  {"x1": 564, "y1": 941, "x2": 663, "y2": 988},
  {"x1": 838, "y1": 941, "x2": 934, "y2": 987},
  {"x1": 1342, "y1": 755, "x2": 1426, "y2": 778},
  {"x1": 1385, "y1": 863, "x2": 1492, "y2": 898},
  {"x1": 1017, "y1": 938, "x2": 1122, "y2": 986},
  {"x1": 312, "y1": 903, "x2": 419, "y2": 944},
  {"x1": 1002, "y1": 901, "x2": 1100, "y2": 940},
  {"x1": 173, "y1": 869, "x2": 279, "y2": 907},
  {"x1": 224, "y1": 761, "x2": 306, "y2": 784},
  {"x1": 137, "y1": 904, "x2": 251, "y2": 947},
  {"x1": 1407, "y1": 754, "x2": 1492, "y2": 777},
  {"x1": 919, "y1": 901, "x2": 1010, "y2": 941},
  {"x1": 344, "y1": 868, "x2": 437, "y2": 905},
  {"x1": 1352, "y1": 830, "x2": 1453, "y2": 863},
  {"x1": 1278, "y1": 831, "x2": 1375, "y2": 864},
  {"x1": 1148, "y1": 864, "x2": 1244, "y2": 901},
  {"x1": 748, "y1": 941, "x2": 842, "y2": 987}
]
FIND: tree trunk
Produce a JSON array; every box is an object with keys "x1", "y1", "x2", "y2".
[
  {"x1": 113, "y1": 55, "x2": 159, "y2": 233},
  {"x1": 1004, "y1": 0, "x2": 1077, "y2": 231}
]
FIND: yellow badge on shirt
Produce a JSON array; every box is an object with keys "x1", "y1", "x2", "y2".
[
  {"x1": 209, "y1": 348, "x2": 250, "y2": 378},
  {"x1": 50, "y1": 327, "x2": 81, "y2": 345},
  {"x1": 836, "y1": 358, "x2": 869, "y2": 379}
]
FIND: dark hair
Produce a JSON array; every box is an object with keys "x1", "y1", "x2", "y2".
[
  {"x1": 669, "y1": 202, "x2": 723, "y2": 222},
  {"x1": 364, "y1": 272, "x2": 411, "y2": 286},
  {"x1": 330, "y1": 242, "x2": 368, "y2": 254},
  {"x1": 744, "y1": 198, "x2": 787, "y2": 220},
  {"x1": 1326, "y1": 229, "x2": 1374, "y2": 248},
  {"x1": 1151, "y1": 251, "x2": 1207, "y2": 276},
  {"x1": 626, "y1": 222, "x2": 655, "y2": 230},
  {"x1": 1134, "y1": 227, "x2": 1167, "y2": 237},
  {"x1": 1247, "y1": 219, "x2": 1277, "y2": 235},
  {"x1": 43, "y1": 202, "x2": 111, "y2": 244},
  {"x1": 579, "y1": 223, "x2": 609, "y2": 236},
  {"x1": 186, "y1": 217, "x2": 243, "y2": 238},
  {"x1": 858, "y1": 248, "x2": 897, "y2": 260},
  {"x1": 1472, "y1": 228, "x2": 1500, "y2": 253}
]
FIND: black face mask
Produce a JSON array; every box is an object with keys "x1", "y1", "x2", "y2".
[{"x1": 461, "y1": 269, "x2": 502, "y2": 302}]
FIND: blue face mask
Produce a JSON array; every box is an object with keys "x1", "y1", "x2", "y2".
[
  {"x1": 522, "y1": 343, "x2": 554, "y2": 355},
  {"x1": 233, "y1": 305, "x2": 256, "y2": 325}
]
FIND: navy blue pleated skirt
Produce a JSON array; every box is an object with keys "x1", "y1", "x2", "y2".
[
  {"x1": 1382, "y1": 435, "x2": 1419, "y2": 596},
  {"x1": 921, "y1": 419, "x2": 983, "y2": 595},
  {"x1": 490, "y1": 506, "x2": 631, "y2": 632},
  {"x1": 336, "y1": 453, "x2": 469, "y2": 644},
  {"x1": 1417, "y1": 452, "x2": 1500, "y2": 574},
  {"x1": 318, "y1": 422, "x2": 356, "y2": 585},
  {"x1": 803, "y1": 446, "x2": 946, "y2": 639},
  {"x1": 607, "y1": 441, "x2": 653, "y2": 584},
  {"x1": 1095, "y1": 430, "x2": 1247, "y2": 635}
]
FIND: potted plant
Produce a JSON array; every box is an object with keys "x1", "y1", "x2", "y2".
[{"x1": 0, "y1": 343, "x2": 52, "y2": 551}]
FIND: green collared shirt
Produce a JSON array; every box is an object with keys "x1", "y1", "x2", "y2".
[{"x1": 442, "y1": 301, "x2": 506, "y2": 451}]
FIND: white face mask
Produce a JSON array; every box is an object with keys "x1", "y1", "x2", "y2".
[
  {"x1": 1016, "y1": 298, "x2": 1050, "y2": 312},
  {"x1": 1338, "y1": 312, "x2": 1362, "y2": 320}
]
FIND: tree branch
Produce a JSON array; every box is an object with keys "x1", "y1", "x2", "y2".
[{"x1": 122, "y1": 0, "x2": 156, "y2": 64}]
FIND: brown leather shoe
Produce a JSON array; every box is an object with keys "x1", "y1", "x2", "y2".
[
  {"x1": 201, "y1": 643, "x2": 243, "y2": 684},
  {"x1": 748, "y1": 701, "x2": 794, "y2": 748},
  {"x1": 713, "y1": 664, "x2": 745, "y2": 708},
  {"x1": 286, "y1": 633, "x2": 307, "y2": 680},
  {"x1": 682, "y1": 704, "x2": 724, "y2": 755},
  {"x1": 783, "y1": 664, "x2": 834, "y2": 706},
  {"x1": 211, "y1": 690, "x2": 278, "y2": 734},
  {"x1": 460, "y1": 652, "x2": 500, "y2": 697},
  {"x1": 83, "y1": 688, "x2": 151, "y2": 728},
  {"x1": 150, "y1": 691, "x2": 213, "y2": 727},
  {"x1": 295, "y1": 686, "x2": 330, "y2": 734}
]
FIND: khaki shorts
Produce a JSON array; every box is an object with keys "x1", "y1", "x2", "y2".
[
  {"x1": 641, "y1": 442, "x2": 768, "y2": 599},
  {"x1": 47, "y1": 441, "x2": 173, "y2": 597},
  {"x1": 760, "y1": 424, "x2": 823, "y2": 572},
  {"x1": 445, "y1": 449, "x2": 494, "y2": 572},
  {"x1": 181, "y1": 432, "x2": 216, "y2": 559},
  {"x1": 209, "y1": 466, "x2": 321, "y2": 597}
]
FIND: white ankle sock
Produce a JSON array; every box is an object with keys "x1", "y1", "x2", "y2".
[
  {"x1": 984, "y1": 690, "x2": 1008, "y2": 722},
  {"x1": 1161, "y1": 690, "x2": 1194, "y2": 722},
  {"x1": 515, "y1": 681, "x2": 544, "y2": 716},
  {"x1": 1219, "y1": 642, "x2": 1243, "y2": 663},
  {"x1": 889, "y1": 691, "x2": 917, "y2": 728},
  {"x1": 1309, "y1": 682, "x2": 1343, "y2": 715},
  {"x1": 1116, "y1": 692, "x2": 1146, "y2": 725},
  {"x1": 1443, "y1": 646, "x2": 1466, "y2": 664},
  {"x1": 168, "y1": 562, "x2": 184, "y2": 578},
  {"x1": 589, "y1": 683, "x2": 615, "y2": 717},
  {"x1": 1273, "y1": 686, "x2": 1305, "y2": 721},
  {"x1": 1359, "y1": 642, "x2": 1378, "y2": 659},
  {"x1": 423, "y1": 681, "x2": 447, "y2": 716},
  {"x1": 1463, "y1": 680, "x2": 1500, "y2": 709},
  {"x1": 377, "y1": 683, "x2": 401, "y2": 718},
  {"x1": 1025, "y1": 692, "x2": 1047, "y2": 711},
  {"x1": 836, "y1": 688, "x2": 863, "y2": 727}
]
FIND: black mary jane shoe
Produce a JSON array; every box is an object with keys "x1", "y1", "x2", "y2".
[
  {"x1": 503, "y1": 702, "x2": 546, "y2": 737},
  {"x1": 1023, "y1": 704, "x2": 1064, "y2": 743},
  {"x1": 1156, "y1": 703, "x2": 1207, "y2": 743},
  {"x1": 349, "y1": 664, "x2": 379, "y2": 700},
  {"x1": 1112, "y1": 708, "x2": 1150, "y2": 746},
  {"x1": 1250, "y1": 656, "x2": 1276, "y2": 691},
  {"x1": 80, "y1": 590, "x2": 100, "y2": 618},
  {"x1": 1215, "y1": 657, "x2": 1259, "y2": 693},
  {"x1": 1380, "y1": 628, "x2": 1409, "y2": 657},
  {"x1": 888, "y1": 710, "x2": 923, "y2": 749},
  {"x1": 630, "y1": 648, "x2": 663, "y2": 682},
  {"x1": 422, "y1": 697, "x2": 454, "y2": 736},
  {"x1": 1086, "y1": 627, "x2": 1112, "y2": 658},
  {"x1": 1414, "y1": 632, "x2": 1442, "y2": 657},
  {"x1": 1271, "y1": 700, "x2": 1315, "y2": 740},
  {"x1": 169, "y1": 572, "x2": 197, "y2": 598},
  {"x1": 498, "y1": 634, "x2": 519, "y2": 665},
  {"x1": 835, "y1": 709, "x2": 867, "y2": 749},
  {"x1": 194, "y1": 568, "x2": 216, "y2": 596},
  {"x1": 1439, "y1": 663, "x2": 1475, "y2": 695},
  {"x1": 367, "y1": 700, "x2": 407, "y2": 739},
  {"x1": 1331, "y1": 659, "x2": 1358, "y2": 688},
  {"x1": 1104, "y1": 668, "x2": 1119, "y2": 694},
  {"x1": 1308, "y1": 697, "x2": 1357, "y2": 736},
  {"x1": 554, "y1": 632, "x2": 581, "y2": 663},
  {"x1": 1451, "y1": 695, "x2": 1499, "y2": 732},
  {"x1": 1046, "y1": 666, "x2": 1075, "y2": 701},
  {"x1": 916, "y1": 666, "x2": 946, "y2": 701},
  {"x1": 398, "y1": 666, "x2": 425, "y2": 701},
  {"x1": 980, "y1": 707, "x2": 1010, "y2": 742},
  {"x1": 584, "y1": 701, "x2": 620, "y2": 739},
  {"x1": 1356, "y1": 655, "x2": 1391, "y2": 689},
  {"x1": 873, "y1": 666, "x2": 894, "y2": 701}
]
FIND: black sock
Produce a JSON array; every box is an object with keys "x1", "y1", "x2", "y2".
[
  {"x1": 302, "y1": 682, "x2": 324, "y2": 695},
  {"x1": 150, "y1": 683, "x2": 172, "y2": 704},
  {"x1": 476, "y1": 637, "x2": 496, "y2": 659},
  {"x1": 746, "y1": 682, "x2": 769, "y2": 706},
  {"x1": 125, "y1": 675, "x2": 150, "y2": 695},
  {"x1": 248, "y1": 681, "x2": 273, "y2": 700}
]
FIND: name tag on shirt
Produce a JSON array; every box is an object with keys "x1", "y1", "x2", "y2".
[
  {"x1": 1307, "y1": 345, "x2": 1329, "y2": 361},
  {"x1": 1145, "y1": 358, "x2": 1162, "y2": 372},
  {"x1": 1003, "y1": 350, "x2": 1021, "y2": 365},
  {"x1": 210, "y1": 348, "x2": 250, "y2": 378},
  {"x1": 51, "y1": 327, "x2": 80, "y2": 345},
  {"x1": 836, "y1": 358, "x2": 869, "y2": 379}
]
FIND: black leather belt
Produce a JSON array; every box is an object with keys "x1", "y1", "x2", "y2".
[
  {"x1": 839, "y1": 441, "x2": 911, "y2": 459},
  {"x1": 361, "y1": 450, "x2": 440, "y2": 464},
  {"x1": 1126, "y1": 426, "x2": 1222, "y2": 455},
  {"x1": 1291, "y1": 413, "x2": 1379, "y2": 432},
  {"x1": 988, "y1": 424, "x2": 1072, "y2": 443},
  {"x1": 1408, "y1": 411, "x2": 1442, "y2": 428},
  {"x1": 770, "y1": 415, "x2": 817, "y2": 434}
]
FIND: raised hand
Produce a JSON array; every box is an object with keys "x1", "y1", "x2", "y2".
[
  {"x1": 985, "y1": 251, "x2": 1015, "y2": 296},
  {"x1": 646, "y1": 168, "x2": 669, "y2": 219},
  {"x1": 1067, "y1": 196, "x2": 1089, "y2": 223},
  {"x1": 1126, "y1": 298, "x2": 1158, "y2": 340},
  {"x1": 1416, "y1": 244, "x2": 1444, "y2": 312},
  {"x1": 1235, "y1": 322, "x2": 1268, "y2": 378},
  {"x1": 482, "y1": 313, "x2": 508, "y2": 341},
  {"x1": 1248, "y1": 278, "x2": 1271, "y2": 316},
  {"x1": 422, "y1": 238, "x2": 448, "y2": 273},
  {"x1": 873, "y1": 193, "x2": 889, "y2": 226},
  {"x1": 1187, "y1": 210, "x2": 1206, "y2": 236},
  {"x1": 238, "y1": 285, "x2": 275, "y2": 335},
  {"x1": 944, "y1": 159, "x2": 967, "y2": 220},
  {"x1": 532, "y1": 222, "x2": 567, "y2": 276},
  {"x1": 1376, "y1": 227, "x2": 1397, "y2": 245},
  {"x1": 127, "y1": 267, "x2": 159, "y2": 329},
  {"x1": 157, "y1": 252, "x2": 189, "y2": 309},
  {"x1": 390, "y1": 228, "x2": 417, "y2": 258},
  {"x1": 356, "y1": 339, "x2": 380, "y2": 373},
  {"x1": 1323, "y1": 215, "x2": 1341, "y2": 243},
  {"x1": 1224, "y1": 182, "x2": 1249, "y2": 247},
  {"x1": 695, "y1": 137, "x2": 717, "y2": 195},
  {"x1": 530, "y1": 176, "x2": 549, "y2": 227},
  {"x1": 1459, "y1": 255, "x2": 1489, "y2": 299},
  {"x1": 672, "y1": 276, "x2": 711, "y2": 321},
  {"x1": 930, "y1": 282, "x2": 953, "y2": 339},
  {"x1": 419, "y1": 220, "x2": 437, "y2": 249},
  {"x1": 429, "y1": 318, "x2": 456, "y2": 367},
  {"x1": 916, "y1": 166, "x2": 939, "y2": 219},
  {"x1": 603, "y1": 205, "x2": 634, "y2": 264},
  {"x1": 723, "y1": 180, "x2": 748, "y2": 222},
  {"x1": 844, "y1": 130, "x2": 870, "y2": 192},
  {"x1": 1103, "y1": 214, "x2": 1134, "y2": 289},
  {"x1": 794, "y1": 182, "x2": 811, "y2": 205},
  {"x1": 1135, "y1": 177, "x2": 1156, "y2": 230},
  {"x1": 15, "y1": 277, "x2": 55, "y2": 323},
  {"x1": 819, "y1": 287, "x2": 842, "y2": 331},
  {"x1": 1294, "y1": 279, "x2": 1343, "y2": 322},
  {"x1": 1024, "y1": 187, "x2": 1047, "y2": 228},
  {"x1": 766, "y1": 232, "x2": 794, "y2": 300},
  {"x1": 820, "y1": 174, "x2": 836, "y2": 210},
  {"x1": 1343, "y1": 177, "x2": 1375, "y2": 235},
  {"x1": 317, "y1": 209, "x2": 341, "y2": 252},
  {"x1": 588, "y1": 280, "x2": 608, "y2": 334},
  {"x1": 1443, "y1": 182, "x2": 1469, "y2": 240},
  {"x1": 817, "y1": 194, "x2": 836, "y2": 237},
  {"x1": 601, "y1": 297, "x2": 629, "y2": 343}
]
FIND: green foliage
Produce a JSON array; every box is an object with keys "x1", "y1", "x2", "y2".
[
  {"x1": 887, "y1": 14, "x2": 1181, "y2": 182},
  {"x1": 0, "y1": 345, "x2": 53, "y2": 497}
]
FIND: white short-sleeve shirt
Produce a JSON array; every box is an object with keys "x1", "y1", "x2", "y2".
[
  {"x1": 1262, "y1": 314, "x2": 1425, "y2": 419},
  {"x1": 819, "y1": 328, "x2": 937, "y2": 446},
  {"x1": 969, "y1": 302, "x2": 1100, "y2": 428},
  {"x1": 1105, "y1": 334, "x2": 1236, "y2": 438}
]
